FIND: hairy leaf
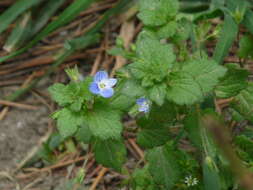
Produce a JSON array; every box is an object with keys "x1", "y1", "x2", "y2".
[
  {"x1": 85, "y1": 103, "x2": 123, "y2": 140},
  {"x1": 146, "y1": 143, "x2": 180, "y2": 189},
  {"x1": 93, "y1": 138, "x2": 126, "y2": 171},
  {"x1": 231, "y1": 83, "x2": 253, "y2": 122},
  {"x1": 167, "y1": 72, "x2": 203, "y2": 105},
  {"x1": 215, "y1": 64, "x2": 249, "y2": 98},
  {"x1": 56, "y1": 108, "x2": 84, "y2": 138},
  {"x1": 182, "y1": 59, "x2": 227, "y2": 94},
  {"x1": 137, "y1": 0, "x2": 178, "y2": 26}
]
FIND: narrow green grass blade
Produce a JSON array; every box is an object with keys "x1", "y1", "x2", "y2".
[
  {"x1": 32, "y1": 0, "x2": 66, "y2": 35},
  {"x1": 0, "y1": 0, "x2": 94, "y2": 63},
  {"x1": 0, "y1": 0, "x2": 44, "y2": 35},
  {"x1": 3, "y1": 0, "x2": 131, "y2": 103},
  {"x1": 3, "y1": 12, "x2": 32, "y2": 52},
  {"x1": 213, "y1": 14, "x2": 238, "y2": 64},
  {"x1": 3, "y1": 0, "x2": 66, "y2": 51}
]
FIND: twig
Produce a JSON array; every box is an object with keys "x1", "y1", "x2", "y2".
[
  {"x1": 16, "y1": 154, "x2": 92, "y2": 179},
  {"x1": 111, "y1": 20, "x2": 135, "y2": 76},
  {"x1": 89, "y1": 167, "x2": 108, "y2": 190},
  {"x1": 128, "y1": 138, "x2": 144, "y2": 159},
  {"x1": 0, "y1": 100, "x2": 38, "y2": 110}
]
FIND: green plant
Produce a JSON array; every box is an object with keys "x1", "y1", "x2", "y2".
[{"x1": 48, "y1": 0, "x2": 253, "y2": 189}]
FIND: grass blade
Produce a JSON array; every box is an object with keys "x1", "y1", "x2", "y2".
[
  {"x1": 32, "y1": 0, "x2": 66, "y2": 35},
  {"x1": 0, "y1": 0, "x2": 44, "y2": 35},
  {"x1": 0, "y1": 0, "x2": 94, "y2": 63},
  {"x1": 3, "y1": 12, "x2": 32, "y2": 52},
  {"x1": 3, "y1": 0, "x2": 66, "y2": 51},
  {"x1": 3, "y1": 0, "x2": 131, "y2": 103},
  {"x1": 213, "y1": 14, "x2": 238, "y2": 63}
]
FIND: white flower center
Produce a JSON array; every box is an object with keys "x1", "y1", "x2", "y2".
[{"x1": 98, "y1": 81, "x2": 107, "y2": 89}]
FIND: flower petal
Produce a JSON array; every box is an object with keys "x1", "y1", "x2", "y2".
[
  {"x1": 136, "y1": 97, "x2": 146, "y2": 105},
  {"x1": 105, "y1": 78, "x2": 117, "y2": 87},
  {"x1": 94, "y1": 71, "x2": 108, "y2": 82},
  {"x1": 89, "y1": 82, "x2": 100, "y2": 94},
  {"x1": 100, "y1": 88, "x2": 114, "y2": 98},
  {"x1": 139, "y1": 105, "x2": 149, "y2": 113}
]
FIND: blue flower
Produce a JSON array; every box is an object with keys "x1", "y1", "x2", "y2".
[
  {"x1": 136, "y1": 98, "x2": 150, "y2": 113},
  {"x1": 89, "y1": 71, "x2": 117, "y2": 98}
]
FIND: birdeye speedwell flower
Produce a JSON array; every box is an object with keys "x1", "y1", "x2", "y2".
[
  {"x1": 136, "y1": 97, "x2": 150, "y2": 113},
  {"x1": 89, "y1": 71, "x2": 117, "y2": 98}
]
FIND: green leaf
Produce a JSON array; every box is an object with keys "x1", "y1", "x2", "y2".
[
  {"x1": 235, "y1": 135, "x2": 253, "y2": 157},
  {"x1": 120, "y1": 79, "x2": 146, "y2": 98},
  {"x1": 149, "y1": 101, "x2": 177, "y2": 123},
  {"x1": 184, "y1": 109, "x2": 202, "y2": 149},
  {"x1": 213, "y1": 14, "x2": 238, "y2": 63},
  {"x1": 0, "y1": 0, "x2": 43, "y2": 35},
  {"x1": 203, "y1": 157, "x2": 221, "y2": 190},
  {"x1": 48, "y1": 82, "x2": 79, "y2": 106},
  {"x1": 131, "y1": 166, "x2": 157, "y2": 190},
  {"x1": 167, "y1": 72, "x2": 203, "y2": 105},
  {"x1": 137, "y1": 127, "x2": 170, "y2": 149},
  {"x1": 75, "y1": 124, "x2": 92, "y2": 144},
  {"x1": 215, "y1": 64, "x2": 249, "y2": 98},
  {"x1": 231, "y1": 83, "x2": 253, "y2": 122},
  {"x1": 85, "y1": 103, "x2": 123, "y2": 140},
  {"x1": 130, "y1": 32, "x2": 175, "y2": 84},
  {"x1": 137, "y1": 0, "x2": 178, "y2": 26},
  {"x1": 238, "y1": 34, "x2": 253, "y2": 59},
  {"x1": 156, "y1": 21, "x2": 177, "y2": 39},
  {"x1": 93, "y1": 138, "x2": 126, "y2": 171},
  {"x1": 79, "y1": 76, "x2": 94, "y2": 101},
  {"x1": 148, "y1": 83, "x2": 167, "y2": 106},
  {"x1": 146, "y1": 143, "x2": 180, "y2": 189},
  {"x1": 56, "y1": 108, "x2": 84, "y2": 138},
  {"x1": 242, "y1": 10, "x2": 253, "y2": 35},
  {"x1": 182, "y1": 59, "x2": 227, "y2": 94}
]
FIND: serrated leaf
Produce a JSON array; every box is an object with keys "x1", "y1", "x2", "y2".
[
  {"x1": 137, "y1": 0, "x2": 179, "y2": 26},
  {"x1": 120, "y1": 79, "x2": 146, "y2": 98},
  {"x1": 235, "y1": 135, "x2": 253, "y2": 156},
  {"x1": 215, "y1": 64, "x2": 249, "y2": 98},
  {"x1": 48, "y1": 82, "x2": 82, "y2": 107},
  {"x1": 56, "y1": 108, "x2": 84, "y2": 138},
  {"x1": 93, "y1": 138, "x2": 126, "y2": 171},
  {"x1": 213, "y1": 14, "x2": 238, "y2": 63},
  {"x1": 146, "y1": 143, "x2": 180, "y2": 189},
  {"x1": 75, "y1": 124, "x2": 92, "y2": 144},
  {"x1": 48, "y1": 83, "x2": 73, "y2": 106},
  {"x1": 148, "y1": 83, "x2": 167, "y2": 106},
  {"x1": 136, "y1": 33, "x2": 175, "y2": 72},
  {"x1": 232, "y1": 83, "x2": 253, "y2": 122},
  {"x1": 182, "y1": 59, "x2": 227, "y2": 94},
  {"x1": 79, "y1": 76, "x2": 94, "y2": 101},
  {"x1": 131, "y1": 166, "x2": 157, "y2": 190},
  {"x1": 130, "y1": 33, "x2": 175, "y2": 85},
  {"x1": 137, "y1": 127, "x2": 170, "y2": 149},
  {"x1": 85, "y1": 103, "x2": 123, "y2": 140},
  {"x1": 156, "y1": 21, "x2": 177, "y2": 39},
  {"x1": 167, "y1": 72, "x2": 203, "y2": 105}
]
